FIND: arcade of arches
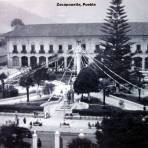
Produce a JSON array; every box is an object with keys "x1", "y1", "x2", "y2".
[
  {"x1": 13, "y1": 55, "x2": 148, "y2": 70},
  {"x1": 11, "y1": 56, "x2": 89, "y2": 70}
]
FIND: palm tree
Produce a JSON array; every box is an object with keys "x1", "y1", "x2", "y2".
[
  {"x1": 33, "y1": 65, "x2": 56, "y2": 94},
  {"x1": 19, "y1": 75, "x2": 34, "y2": 102},
  {"x1": 0, "y1": 73, "x2": 7, "y2": 98}
]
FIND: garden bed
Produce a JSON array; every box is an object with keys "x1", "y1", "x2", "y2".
[
  {"x1": 73, "y1": 104, "x2": 121, "y2": 116},
  {"x1": 73, "y1": 105, "x2": 148, "y2": 117},
  {"x1": 0, "y1": 102, "x2": 44, "y2": 113}
]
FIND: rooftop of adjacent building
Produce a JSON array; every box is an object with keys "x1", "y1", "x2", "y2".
[{"x1": 3, "y1": 22, "x2": 148, "y2": 38}]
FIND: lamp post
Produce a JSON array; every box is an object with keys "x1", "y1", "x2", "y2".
[
  {"x1": 138, "y1": 88, "x2": 141, "y2": 101},
  {"x1": 137, "y1": 71, "x2": 144, "y2": 101},
  {"x1": 99, "y1": 78, "x2": 109, "y2": 107}
]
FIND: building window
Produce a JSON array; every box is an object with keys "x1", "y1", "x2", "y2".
[
  {"x1": 81, "y1": 44, "x2": 86, "y2": 50},
  {"x1": 94, "y1": 45, "x2": 100, "y2": 53},
  {"x1": 12, "y1": 56, "x2": 19, "y2": 66},
  {"x1": 48, "y1": 45, "x2": 54, "y2": 53},
  {"x1": 68, "y1": 44, "x2": 73, "y2": 54},
  {"x1": 21, "y1": 45, "x2": 27, "y2": 53},
  {"x1": 30, "y1": 45, "x2": 36, "y2": 54},
  {"x1": 135, "y1": 44, "x2": 142, "y2": 53},
  {"x1": 146, "y1": 45, "x2": 148, "y2": 53},
  {"x1": 39, "y1": 45, "x2": 45, "y2": 54},
  {"x1": 58, "y1": 45, "x2": 63, "y2": 53},
  {"x1": 12, "y1": 45, "x2": 18, "y2": 53},
  {"x1": 145, "y1": 57, "x2": 148, "y2": 69}
]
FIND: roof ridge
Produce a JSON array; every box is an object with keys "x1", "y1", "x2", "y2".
[
  {"x1": 3, "y1": 22, "x2": 148, "y2": 37},
  {"x1": 24, "y1": 22, "x2": 148, "y2": 26},
  {"x1": 24, "y1": 22, "x2": 102, "y2": 26}
]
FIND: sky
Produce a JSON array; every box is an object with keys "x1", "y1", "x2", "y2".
[{"x1": 0, "y1": 0, "x2": 148, "y2": 23}]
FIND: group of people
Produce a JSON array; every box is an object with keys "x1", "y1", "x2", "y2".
[
  {"x1": 88, "y1": 121, "x2": 100, "y2": 129},
  {"x1": 14, "y1": 115, "x2": 34, "y2": 129}
]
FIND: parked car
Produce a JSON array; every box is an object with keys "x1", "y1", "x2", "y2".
[{"x1": 33, "y1": 120, "x2": 42, "y2": 126}]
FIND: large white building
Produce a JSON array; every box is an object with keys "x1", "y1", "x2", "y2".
[{"x1": 3, "y1": 23, "x2": 148, "y2": 71}]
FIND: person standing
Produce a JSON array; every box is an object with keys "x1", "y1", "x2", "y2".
[{"x1": 23, "y1": 117, "x2": 26, "y2": 124}]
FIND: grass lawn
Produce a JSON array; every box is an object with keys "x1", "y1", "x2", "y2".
[{"x1": 114, "y1": 93, "x2": 148, "y2": 105}]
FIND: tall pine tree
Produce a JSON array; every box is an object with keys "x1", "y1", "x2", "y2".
[{"x1": 98, "y1": 0, "x2": 132, "y2": 81}]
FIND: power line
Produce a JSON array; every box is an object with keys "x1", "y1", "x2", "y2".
[
  {"x1": 60, "y1": 56, "x2": 74, "y2": 82},
  {"x1": 94, "y1": 58, "x2": 142, "y2": 90},
  {"x1": 82, "y1": 49, "x2": 142, "y2": 90}
]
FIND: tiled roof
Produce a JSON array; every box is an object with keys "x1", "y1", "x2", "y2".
[{"x1": 3, "y1": 22, "x2": 148, "y2": 37}]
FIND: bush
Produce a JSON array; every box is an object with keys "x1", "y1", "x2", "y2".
[
  {"x1": 5, "y1": 86, "x2": 18, "y2": 98},
  {"x1": 0, "y1": 125, "x2": 31, "y2": 148},
  {"x1": 72, "y1": 106, "x2": 120, "y2": 116},
  {"x1": 81, "y1": 96, "x2": 102, "y2": 104}
]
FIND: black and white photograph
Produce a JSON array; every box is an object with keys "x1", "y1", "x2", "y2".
[{"x1": 0, "y1": 0, "x2": 148, "y2": 147}]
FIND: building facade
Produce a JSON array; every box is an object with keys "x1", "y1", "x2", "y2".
[{"x1": 3, "y1": 23, "x2": 148, "y2": 71}]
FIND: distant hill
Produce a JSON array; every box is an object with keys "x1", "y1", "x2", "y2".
[{"x1": 0, "y1": 1, "x2": 50, "y2": 33}]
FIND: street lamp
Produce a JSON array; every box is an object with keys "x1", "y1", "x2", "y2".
[
  {"x1": 137, "y1": 71, "x2": 144, "y2": 101},
  {"x1": 99, "y1": 78, "x2": 109, "y2": 107}
]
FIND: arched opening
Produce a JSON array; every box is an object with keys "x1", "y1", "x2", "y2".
[
  {"x1": 21, "y1": 56, "x2": 28, "y2": 67},
  {"x1": 30, "y1": 56, "x2": 37, "y2": 68},
  {"x1": 12, "y1": 56, "x2": 19, "y2": 66},
  {"x1": 81, "y1": 56, "x2": 89, "y2": 68},
  {"x1": 145, "y1": 57, "x2": 148, "y2": 69},
  {"x1": 67, "y1": 56, "x2": 74, "y2": 69},
  {"x1": 58, "y1": 57, "x2": 64, "y2": 70},
  {"x1": 133, "y1": 57, "x2": 142, "y2": 69},
  {"x1": 39, "y1": 56, "x2": 46, "y2": 65},
  {"x1": 48, "y1": 56, "x2": 56, "y2": 68}
]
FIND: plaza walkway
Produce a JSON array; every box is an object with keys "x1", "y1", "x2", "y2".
[
  {"x1": 91, "y1": 92, "x2": 144, "y2": 110},
  {"x1": 0, "y1": 112, "x2": 98, "y2": 134}
]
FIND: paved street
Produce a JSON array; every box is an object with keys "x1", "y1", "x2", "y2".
[
  {"x1": 0, "y1": 113, "x2": 97, "y2": 148},
  {"x1": 0, "y1": 113, "x2": 98, "y2": 134}
]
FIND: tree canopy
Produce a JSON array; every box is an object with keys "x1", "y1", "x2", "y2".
[
  {"x1": 0, "y1": 73, "x2": 7, "y2": 98},
  {"x1": 74, "y1": 67, "x2": 98, "y2": 94},
  {"x1": 96, "y1": 113, "x2": 148, "y2": 148},
  {"x1": 19, "y1": 74, "x2": 34, "y2": 102},
  {"x1": 96, "y1": 0, "x2": 132, "y2": 81},
  {"x1": 11, "y1": 18, "x2": 24, "y2": 28},
  {"x1": 33, "y1": 66, "x2": 56, "y2": 86},
  {"x1": 0, "y1": 125, "x2": 31, "y2": 148}
]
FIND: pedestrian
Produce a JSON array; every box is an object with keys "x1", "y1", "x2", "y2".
[
  {"x1": 15, "y1": 114, "x2": 18, "y2": 124},
  {"x1": 23, "y1": 117, "x2": 26, "y2": 124},
  {"x1": 88, "y1": 122, "x2": 91, "y2": 129},
  {"x1": 30, "y1": 121, "x2": 32, "y2": 129},
  {"x1": 143, "y1": 105, "x2": 146, "y2": 111},
  {"x1": 16, "y1": 118, "x2": 19, "y2": 126},
  {"x1": 37, "y1": 138, "x2": 42, "y2": 147}
]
